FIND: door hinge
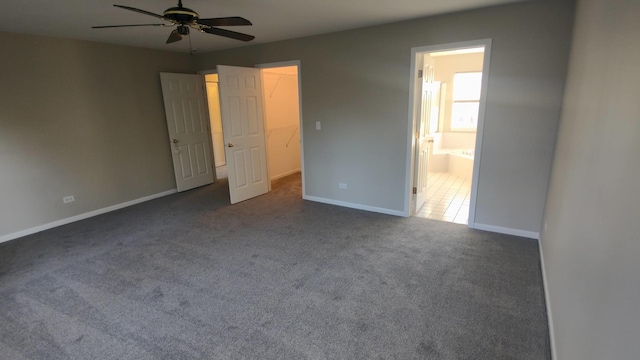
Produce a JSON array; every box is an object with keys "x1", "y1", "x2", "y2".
[
  {"x1": 412, "y1": 187, "x2": 417, "y2": 194},
  {"x1": 418, "y1": 70, "x2": 423, "y2": 78}
]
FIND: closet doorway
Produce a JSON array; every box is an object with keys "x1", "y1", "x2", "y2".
[{"x1": 202, "y1": 62, "x2": 303, "y2": 194}]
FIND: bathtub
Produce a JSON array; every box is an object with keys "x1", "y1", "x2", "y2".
[{"x1": 428, "y1": 149, "x2": 475, "y2": 178}]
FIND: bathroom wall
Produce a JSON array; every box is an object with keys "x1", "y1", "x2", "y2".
[
  {"x1": 427, "y1": 52, "x2": 483, "y2": 178},
  {"x1": 262, "y1": 67, "x2": 301, "y2": 180},
  {"x1": 439, "y1": 132, "x2": 477, "y2": 150},
  {"x1": 433, "y1": 52, "x2": 484, "y2": 133},
  {"x1": 426, "y1": 51, "x2": 483, "y2": 179}
]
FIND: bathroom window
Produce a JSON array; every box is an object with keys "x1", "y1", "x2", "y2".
[{"x1": 451, "y1": 72, "x2": 482, "y2": 130}]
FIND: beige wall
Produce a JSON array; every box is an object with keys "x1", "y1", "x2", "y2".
[
  {"x1": 204, "y1": 75, "x2": 226, "y2": 167},
  {"x1": 0, "y1": 32, "x2": 193, "y2": 238},
  {"x1": 541, "y1": 0, "x2": 640, "y2": 358},
  {"x1": 194, "y1": 0, "x2": 576, "y2": 232},
  {"x1": 262, "y1": 68, "x2": 301, "y2": 180}
]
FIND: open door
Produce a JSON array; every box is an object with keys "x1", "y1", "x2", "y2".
[
  {"x1": 217, "y1": 65, "x2": 269, "y2": 204},
  {"x1": 412, "y1": 55, "x2": 437, "y2": 214},
  {"x1": 160, "y1": 72, "x2": 215, "y2": 192}
]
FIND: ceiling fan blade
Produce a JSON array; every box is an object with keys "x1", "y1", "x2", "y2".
[
  {"x1": 114, "y1": 5, "x2": 165, "y2": 20},
  {"x1": 198, "y1": 17, "x2": 252, "y2": 27},
  {"x1": 92, "y1": 24, "x2": 166, "y2": 29},
  {"x1": 202, "y1": 27, "x2": 255, "y2": 42},
  {"x1": 166, "y1": 29, "x2": 183, "y2": 44}
]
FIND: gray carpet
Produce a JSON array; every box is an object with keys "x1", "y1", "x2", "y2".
[{"x1": 0, "y1": 174, "x2": 551, "y2": 359}]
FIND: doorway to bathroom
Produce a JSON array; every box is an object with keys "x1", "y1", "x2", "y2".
[{"x1": 408, "y1": 40, "x2": 491, "y2": 226}]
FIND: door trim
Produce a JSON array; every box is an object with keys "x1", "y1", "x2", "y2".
[
  {"x1": 255, "y1": 60, "x2": 305, "y2": 198},
  {"x1": 404, "y1": 39, "x2": 493, "y2": 229}
]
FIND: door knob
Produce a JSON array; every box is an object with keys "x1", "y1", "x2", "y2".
[
  {"x1": 228, "y1": 143, "x2": 234, "y2": 147},
  {"x1": 172, "y1": 139, "x2": 179, "y2": 144}
]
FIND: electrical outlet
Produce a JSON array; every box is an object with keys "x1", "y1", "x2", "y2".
[
  {"x1": 316, "y1": 121, "x2": 321, "y2": 130},
  {"x1": 63, "y1": 195, "x2": 75, "y2": 204},
  {"x1": 339, "y1": 183, "x2": 347, "y2": 189}
]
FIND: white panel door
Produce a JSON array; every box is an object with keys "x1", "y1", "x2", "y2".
[
  {"x1": 217, "y1": 65, "x2": 269, "y2": 204},
  {"x1": 413, "y1": 56, "x2": 436, "y2": 214},
  {"x1": 160, "y1": 73, "x2": 214, "y2": 192}
]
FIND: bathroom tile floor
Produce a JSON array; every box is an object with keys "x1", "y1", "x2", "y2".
[{"x1": 415, "y1": 172, "x2": 471, "y2": 224}]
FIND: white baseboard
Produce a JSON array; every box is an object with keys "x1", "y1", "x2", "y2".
[
  {"x1": 538, "y1": 238, "x2": 557, "y2": 360},
  {"x1": 270, "y1": 169, "x2": 301, "y2": 181},
  {"x1": 303, "y1": 195, "x2": 405, "y2": 217},
  {"x1": 471, "y1": 222, "x2": 539, "y2": 239},
  {"x1": 0, "y1": 189, "x2": 177, "y2": 244}
]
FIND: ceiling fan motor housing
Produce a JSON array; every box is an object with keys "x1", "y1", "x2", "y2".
[{"x1": 163, "y1": 6, "x2": 199, "y2": 24}]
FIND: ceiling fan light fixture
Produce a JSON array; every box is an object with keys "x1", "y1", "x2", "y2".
[
  {"x1": 177, "y1": 25, "x2": 190, "y2": 35},
  {"x1": 166, "y1": 29, "x2": 183, "y2": 44}
]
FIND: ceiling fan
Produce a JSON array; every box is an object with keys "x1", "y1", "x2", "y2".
[{"x1": 92, "y1": 0, "x2": 254, "y2": 44}]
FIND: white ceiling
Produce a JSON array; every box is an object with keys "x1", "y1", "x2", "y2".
[{"x1": 0, "y1": 0, "x2": 523, "y2": 53}]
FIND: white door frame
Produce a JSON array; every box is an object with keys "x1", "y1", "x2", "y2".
[
  {"x1": 404, "y1": 39, "x2": 493, "y2": 228},
  {"x1": 254, "y1": 60, "x2": 306, "y2": 198}
]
